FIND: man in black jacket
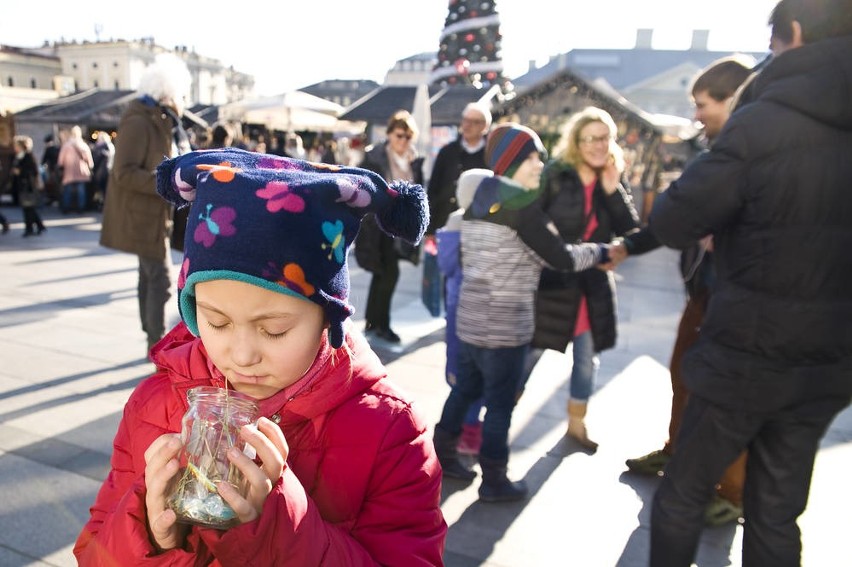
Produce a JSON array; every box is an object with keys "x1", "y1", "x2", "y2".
[
  {"x1": 425, "y1": 102, "x2": 491, "y2": 238},
  {"x1": 624, "y1": 56, "x2": 754, "y2": 527},
  {"x1": 647, "y1": 1, "x2": 852, "y2": 565}
]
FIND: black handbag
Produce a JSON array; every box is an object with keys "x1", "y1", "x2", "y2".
[
  {"x1": 394, "y1": 238, "x2": 421, "y2": 266},
  {"x1": 171, "y1": 205, "x2": 190, "y2": 252},
  {"x1": 354, "y1": 214, "x2": 383, "y2": 273}
]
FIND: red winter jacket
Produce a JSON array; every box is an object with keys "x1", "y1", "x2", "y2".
[{"x1": 74, "y1": 322, "x2": 446, "y2": 566}]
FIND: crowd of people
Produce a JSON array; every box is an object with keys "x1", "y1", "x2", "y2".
[
  {"x1": 0, "y1": 125, "x2": 115, "y2": 237},
  {"x1": 6, "y1": 0, "x2": 842, "y2": 564}
]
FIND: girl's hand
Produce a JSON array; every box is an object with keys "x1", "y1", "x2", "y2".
[
  {"x1": 143, "y1": 434, "x2": 188, "y2": 552},
  {"x1": 600, "y1": 157, "x2": 620, "y2": 195},
  {"x1": 217, "y1": 417, "x2": 289, "y2": 524}
]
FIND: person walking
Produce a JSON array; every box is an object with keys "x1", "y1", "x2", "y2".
[
  {"x1": 57, "y1": 125, "x2": 94, "y2": 213},
  {"x1": 623, "y1": 55, "x2": 755, "y2": 528},
  {"x1": 40, "y1": 133, "x2": 62, "y2": 206},
  {"x1": 356, "y1": 110, "x2": 424, "y2": 344},
  {"x1": 432, "y1": 123, "x2": 613, "y2": 503},
  {"x1": 647, "y1": 1, "x2": 852, "y2": 564},
  {"x1": 523, "y1": 106, "x2": 641, "y2": 452},
  {"x1": 100, "y1": 53, "x2": 193, "y2": 356},
  {"x1": 90, "y1": 130, "x2": 115, "y2": 210},
  {"x1": 429, "y1": 101, "x2": 492, "y2": 452},
  {"x1": 10, "y1": 135, "x2": 46, "y2": 237},
  {"x1": 435, "y1": 175, "x2": 483, "y2": 454}
]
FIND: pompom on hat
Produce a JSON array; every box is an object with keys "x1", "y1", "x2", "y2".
[
  {"x1": 485, "y1": 123, "x2": 547, "y2": 178},
  {"x1": 156, "y1": 147, "x2": 428, "y2": 348}
]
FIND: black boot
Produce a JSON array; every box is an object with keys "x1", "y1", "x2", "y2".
[
  {"x1": 432, "y1": 426, "x2": 476, "y2": 481},
  {"x1": 478, "y1": 456, "x2": 527, "y2": 503}
]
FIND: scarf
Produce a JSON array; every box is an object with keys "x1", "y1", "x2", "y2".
[
  {"x1": 162, "y1": 104, "x2": 191, "y2": 157},
  {"x1": 387, "y1": 145, "x2": 415, "y2": 182}
]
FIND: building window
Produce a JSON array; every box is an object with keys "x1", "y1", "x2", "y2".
[
  {"x1": 93, "y1": 62, "x2": 98, "y2": 68},
  {"x1": 7, "y1": 77, "x2": 13, "y2": 87},
  {"x1": 94, "y1": 80, "x2": 99, "y2": 88},
  {"x1": 72, "y1": 63, "x2": 77, "y2": 69},
  {"x1": 30, "y1": 78, "x2": 37, "y2": 88},
  {"x1": 114, "y1": 80, "x2": 120, "y2": 89},
  {"x1": 113, "y1": 61, "x2": 119, "y2": 67}
]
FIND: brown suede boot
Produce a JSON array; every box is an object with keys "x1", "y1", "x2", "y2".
[{"x1": 566, "y1": 400, "x2": 598, "y2": 453}]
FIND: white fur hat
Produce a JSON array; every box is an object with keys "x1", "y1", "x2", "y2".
[{"x1": 137, "y1": 53, "x2": 191, "y2": 104}]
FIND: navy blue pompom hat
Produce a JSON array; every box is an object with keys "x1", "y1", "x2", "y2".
[{"x1": 156, "y1": 147, "x2": 428, "y2": 348}]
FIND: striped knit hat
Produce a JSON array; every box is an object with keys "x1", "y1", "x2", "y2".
[{"x1": 485, "y1": 123, "x2": 547, "y2": 178}]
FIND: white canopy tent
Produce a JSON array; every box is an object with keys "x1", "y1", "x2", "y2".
[
  {"x1": 411, "y1": 83, "x2": 433, "y2": 179},
  {"x1": 220, "y1": 91, "x2": 364, "y2": 133}
]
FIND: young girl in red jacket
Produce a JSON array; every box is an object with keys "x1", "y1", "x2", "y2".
[{"x1": 74, "y1": 148, "x2": 446, "y2": 566}]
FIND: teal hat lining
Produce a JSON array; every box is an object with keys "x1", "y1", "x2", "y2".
[{"x1": 180, "y1": 270, "x2": 310, "y2": 336}]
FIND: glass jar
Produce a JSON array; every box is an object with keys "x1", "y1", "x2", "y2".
[{"x1": 167, "y1": 386, "x2": 259, "y2": 529}]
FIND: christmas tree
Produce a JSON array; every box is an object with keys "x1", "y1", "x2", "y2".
[{"x1": 430, "y1": 0, "x2": 506, "y2": 89}]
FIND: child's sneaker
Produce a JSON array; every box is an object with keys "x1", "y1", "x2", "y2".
[{"x1": 457, "y1": 422, "x2": 482, "y2": 455}]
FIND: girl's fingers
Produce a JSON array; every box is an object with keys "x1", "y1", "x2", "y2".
[
  {"x1": 256, "y1": 417, "x2": 289, "y2": 461},
  {"x1": 241, "y1": 419, "x2": 287, "y2": 482},
  {"x1": 149, "y1": 508, "x2": 187, "y2": 552},
  {"x1": 214, "y1": 418, "x2": 291, "y2": 524},
  {"x1": 144, "y1": 434, "x2": 181, "y2": 467},
  {"x1": 144, "y1": 435, "x2": 182, "y2": 500},
  {"x1": 226, "y1": 444, "x2": 269, "y2": 488},
  {"x1": 223, "y1": 446, "x2": 272, "y2": 521},
  {"x1": 216, "y1": 479, "x2": 259, "y2": 524}
]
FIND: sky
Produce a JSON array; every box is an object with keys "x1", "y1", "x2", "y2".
[{"x1": 1, "y1": 0, "x2": 779, "y2": 96}]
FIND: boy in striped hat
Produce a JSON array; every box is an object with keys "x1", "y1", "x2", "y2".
[{"x1": 432, "y1": 123, "x2": 613, "y2": 502}]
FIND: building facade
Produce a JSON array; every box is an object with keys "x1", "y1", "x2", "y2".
[
  {"x1": 0, "y1": 38, "x2": 255, "y2": 116},
  {"x1": 35, "y1": 38, "x2": 254, "y2": 106},
  {"x1": 0, "y1": 46, "x2": 64, "y2": 113},
  {"x1": 514, "y1": 29, "x2": 767, "y2": 120}
]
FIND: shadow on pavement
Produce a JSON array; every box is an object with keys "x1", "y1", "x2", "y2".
[{"x1": 442, "y1": 436, "x2": 591, "y2": 566}]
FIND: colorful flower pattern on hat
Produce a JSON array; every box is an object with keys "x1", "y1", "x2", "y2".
[
  {"x1": 194, "y1": 204, "x2": 237, "y2": 248},
  {"x1": 157, "y1": 148, "x2": 428, "y2": 348}
]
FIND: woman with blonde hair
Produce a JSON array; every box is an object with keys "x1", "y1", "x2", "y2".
[{"x1": 525, "y1": 106, "x2": 640, "y2": 451}]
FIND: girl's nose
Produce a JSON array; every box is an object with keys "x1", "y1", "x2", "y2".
[{"x1": 230, "y1": 329, "x2": 262, "y2": 367}]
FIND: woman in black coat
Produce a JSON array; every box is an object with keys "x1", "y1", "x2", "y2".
[
  {"x1": 356, "y1": 110, "x2": 424, "y2": 343},
  {"x1": 528, "y1": 107, "x2": 640, "y2": 450},
  {"x1": 11, "y1": 135, "x2": 46, "y2": 236}
]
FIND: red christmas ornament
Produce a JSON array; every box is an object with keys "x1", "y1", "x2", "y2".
[
  {"x1": 465, "y1": 33, "x2": 475, "y2": 42},
  {"x1": 454, "y1": 58, "x2": 471, "y2": 75}
]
